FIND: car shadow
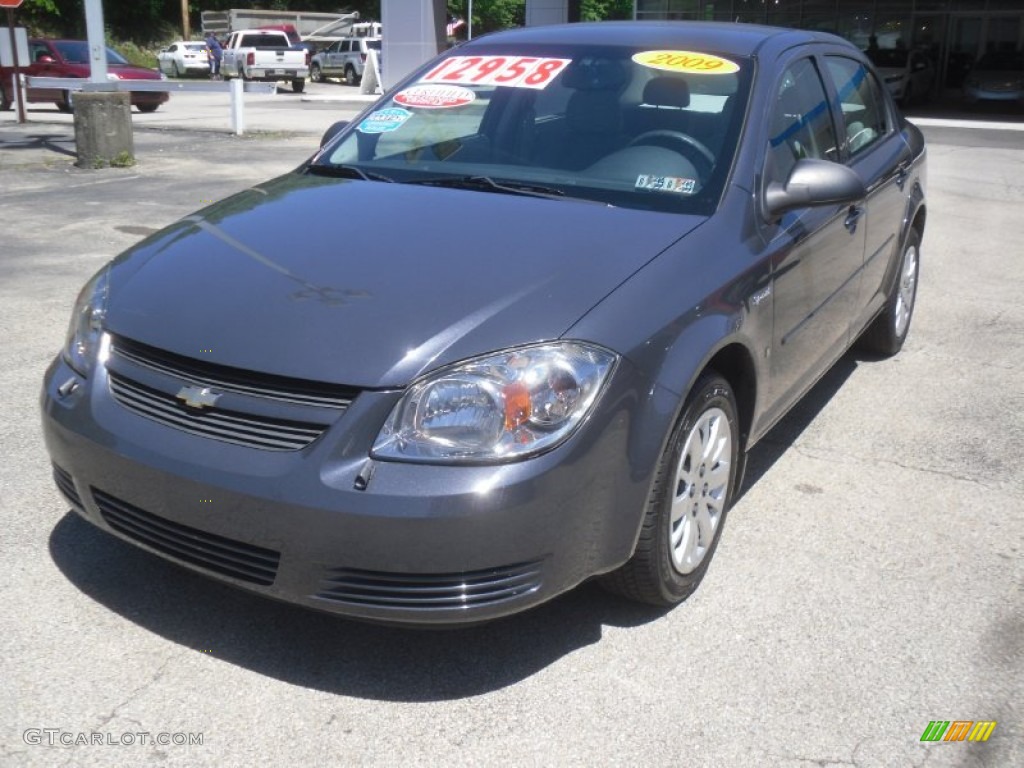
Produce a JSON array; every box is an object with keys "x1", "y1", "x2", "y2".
[
  {"x1": 48, "y1": 512, "x2": 670, "y2": 701},
  {"x1": 0, "y1": 132, "x2": 76, "y2": 157},
  {"x1": 739, "y1": 353, "x2": 859, "y2": 497}
]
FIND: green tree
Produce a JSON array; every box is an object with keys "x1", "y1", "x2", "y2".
[
  {"x1": 579, "y1": 0, "x2": 634, "y2": 21},
  {"x1": 448, "y1": 0, "x2": 525, "y2": 36}
]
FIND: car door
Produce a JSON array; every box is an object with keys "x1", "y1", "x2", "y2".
[
  {"x1": 328, "y1": 41, "x2": 347, "y2": 75},
  {"x1": 761, "y1": 53, "x2": 867, "y2": 425},
  {"x1": 823, "y1": 53, "x2": 912, "y2": 333},
  {"x1": 26, "y1": 41, "x2": 61, "y2": 101}
]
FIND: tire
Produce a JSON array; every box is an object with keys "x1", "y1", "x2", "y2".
[
  {"x1": 173, "y1": 61, "x2": 183, "y2": 78},
  {"x1": 902, "y1": 83, "x2": 913, "y2": 107},
  {"x1": 310, "y1": 63, "x2": 323, "y2": 83},
  {"x1": 240, "y1": 66, "x2": 249, "y2": 82},
  {"x1": 136, "y1": 103, "x2": 159, "y2": 113},
  {"x1": 56, "y1": 91, "x2": 73, "y2": 113},
  {"x1": 291, "y1": 78, "x2": 305, "y2": 94},
  {"x1": 600, "y1": 372, "x2": 739, "y2": 606},
  {"x1": 344, "y1": 65, "x2": 358, "y2": 86},
  {"x1": 857, "y1": 228, "x2": 921, "y2": 357},
  {"x1": 0, "y1": 89, "x2": 11, "y2": 111}
]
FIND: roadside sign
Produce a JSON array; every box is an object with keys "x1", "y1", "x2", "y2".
[{"x1": 0, "y1": 1, "x2": 25, "y2": 9}]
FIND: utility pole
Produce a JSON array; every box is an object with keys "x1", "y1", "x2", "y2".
[{"x1": 181, "y1": 0, "x2": 190, "y2": 40}]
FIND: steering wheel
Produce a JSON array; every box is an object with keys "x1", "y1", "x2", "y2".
[{"x1": 627, "y1": 130, "x2": 716, "y2": 178}]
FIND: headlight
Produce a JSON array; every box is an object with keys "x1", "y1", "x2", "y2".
[
  {"x1": 63, "y1": 267, "x2": 110, "y2": 377},
  {"x1": 372, "y1": 342, "x2": 618, "y2": 464}
]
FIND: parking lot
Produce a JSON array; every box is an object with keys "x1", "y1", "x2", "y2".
[{"x1": 1, "y1": 87, "x2": 1022, "y2": 767}]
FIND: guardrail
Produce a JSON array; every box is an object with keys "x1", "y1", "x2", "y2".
[{"x1": 14, "y1": 76, "x2": 278, "y2": 135}]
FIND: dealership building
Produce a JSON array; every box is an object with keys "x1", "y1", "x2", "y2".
[{"x1": 632, "y1": 1, "x2": 1024, "y2": 94}]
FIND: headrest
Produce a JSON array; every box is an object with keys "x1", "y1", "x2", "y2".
[
  {"x1": 641, "y1": 77, "x2": 691, "y2": 108},
  {"x1": 562, "y1": 58, "x2": 627, "y2": 91}
]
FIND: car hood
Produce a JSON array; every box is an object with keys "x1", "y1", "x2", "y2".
[{"x1": 105, "y1": 172, "x2": 703, "y2": 388}]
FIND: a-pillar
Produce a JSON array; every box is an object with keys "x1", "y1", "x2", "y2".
[{"x1": 380, "y1": 0, "x2": 446, "y2": 91}]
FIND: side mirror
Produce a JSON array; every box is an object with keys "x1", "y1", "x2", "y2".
[
  {"x1": 320, "y1": 120, "x2": 349, "y2": 149},
  {"x1": 764, "y1": 158, "x2": 866, "y2": 218},
  {"x1": 37, "y1": 55, "x2": 56, "y2": 64}
]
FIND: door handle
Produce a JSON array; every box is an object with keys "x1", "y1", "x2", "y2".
[
  {"x1": 895, "y1": 162, "x2": 910, "y2": 190},
  {"x1": 844, "y1": 205, "x2": 864, "y2": 234}
]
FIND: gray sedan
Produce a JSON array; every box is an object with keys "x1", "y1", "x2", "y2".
[{"x1": 42, "y1": 22, "x2": 925, "y2": 625}]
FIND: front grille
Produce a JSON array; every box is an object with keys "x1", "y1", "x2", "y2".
[
  {"x1": 110, "y1": 335, "x2": 357, "y2": 409},
  {"x1": 315, "y1": 561, "x2": 544, "y2": 610},
  {"x1": 94, "y1": 488, "x2": 280, "y2": 586},
  {"x1": 52, "y1": 464, "x2": 83, "y2": 509},
  {"x1": 108, "y1": 372, "x2": 327, "y2": 451}
]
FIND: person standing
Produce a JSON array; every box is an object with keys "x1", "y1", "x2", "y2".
[{"x1": 206, "y1": 32, "x2": 223, "y2": 80}]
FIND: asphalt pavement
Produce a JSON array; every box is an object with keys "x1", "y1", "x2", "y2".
[{"x1": 1, "y1": 85, "x2": 1022, "y2": 768}]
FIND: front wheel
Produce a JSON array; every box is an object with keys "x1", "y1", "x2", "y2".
[
  {"x1": 291, "y1": 78, "x2": 305, "y2": 94},
  {"x1": 344, "y1": 65, "x2": 358, "y2": 86},
  {"x1": 136, "y1": 103, "x2": 159, "y2": 113},
  {"x1": 600, "y1": 372, "x2": 739, "y2": 606},
  {"x1": 310, "y1": 64, "x2": 323, "y2": 83},
  {"x1": 857, "y1": 229, "x2": 921, "y2": 357}
]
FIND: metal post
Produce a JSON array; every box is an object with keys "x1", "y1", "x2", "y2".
[
  {"x1": 6, "y1": 8, "x2": 25, "y2": 123},
  {"x1": 84, "y1": 0, "x2": 108, "y2": 83},
  {"x1": 468, "y1": 0, "x2": 473, "y2": 40},
  {"x1": 181, "y1": 0, "x2": 190, "y2": 40},
  {"x1": 230, "y1": 77, "x2": 244, "y2": 135}
]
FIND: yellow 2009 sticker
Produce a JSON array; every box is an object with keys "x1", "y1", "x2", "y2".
[{"x1": 632, "y1": 50, "x2": 739, "y2": 75}]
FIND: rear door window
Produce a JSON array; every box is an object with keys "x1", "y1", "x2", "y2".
[{"x1": 825, "y1": 56, "x2": 888, "y2": 157}]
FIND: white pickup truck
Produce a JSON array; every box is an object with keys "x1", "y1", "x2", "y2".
[{"x1": 221, "y1": 30, "x2": 309, "y2": 93}]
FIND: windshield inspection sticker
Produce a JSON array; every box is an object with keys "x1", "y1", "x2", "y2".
[
  {"x1": 419, "y1": 56, "x2": 571, "y2": 89},
  {"x1": 394, "y1": 84, "x2": 476, "y2": 109},
  {"x1": 357, "y1": 108, "x2": 413, "y2": 134},
  {"x1": 636, "y1": 174, "x2": 697, "y2": 194},
  {"x1": 633, "y1": 50, "x2": 740, "y2": 75}
]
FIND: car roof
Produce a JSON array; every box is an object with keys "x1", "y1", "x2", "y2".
[{"x1": 466, "y1": 21, "x2": 848, "y2": 57}]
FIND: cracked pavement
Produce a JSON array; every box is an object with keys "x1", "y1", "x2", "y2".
[{"x1": 1, "y1": 103, "x2": 1021, "y2": 767}]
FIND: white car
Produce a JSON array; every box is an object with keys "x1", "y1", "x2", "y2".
[
  {"x1": 157, "y1": 41, "x2": 211, "y2": 78},
  {"x1": 867, "y1": 48, "x2": 934, "y2": 105}
]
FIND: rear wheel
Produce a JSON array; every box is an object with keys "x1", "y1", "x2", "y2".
[
  {"x1": 136, "y1": 103, "x2": 159, "y2": 113},
  {"x1": 600, "y1": 372, "x2": 739, "y2": 606},
  {"x1": 56, "y1": 91, "x2": 74, "y2": 113},
  {"x1": 858, "y1": 229, "x2": 921, "y2": 357},
  {"x1": 0, "y1": 88, "x2": 11, "y2": 111},
  {"x1": 291, "y1": 78, "x2": 305, "y2": 94},
  {"x1": 173, "y1": 61, "x2": 183, "y2": 78}
]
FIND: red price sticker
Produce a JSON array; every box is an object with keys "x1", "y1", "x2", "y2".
[{"x1": 420, "y1": 56, "x2": 572, "y2": 90}]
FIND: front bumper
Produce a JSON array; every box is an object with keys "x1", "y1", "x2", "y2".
[{"x1": 41, "y1": 353, "x2": 650, "y2": 626}]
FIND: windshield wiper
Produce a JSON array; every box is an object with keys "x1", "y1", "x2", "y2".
[
  {"x1": 306, "y1": 164, "x2": 395, "y2": 183},
  {"x1": 403, "y1": 175, "x2": 566, "y2": 199}
]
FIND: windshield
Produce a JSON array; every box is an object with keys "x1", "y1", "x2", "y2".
[
  {"x1": 54, "y1": 41, "x2": 130, "y2": 66},
  {"x1": 314, "y1": 43, "x2": 752, "y2": 214},
  {"x1": 976, "y1": 51, "x2": 1024, "y2": 71},
  {"x1": 866, "y1": 49, "x2": 909, "y2": 68}
]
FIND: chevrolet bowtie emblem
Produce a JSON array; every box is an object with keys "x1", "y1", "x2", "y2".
[{"x1": 176, "y1": 385, "x2": 222, "y2": 410}]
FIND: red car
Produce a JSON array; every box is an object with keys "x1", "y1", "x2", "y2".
[{"x1": 0, "y1": 39, "x2": 168, "y2": 113}]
